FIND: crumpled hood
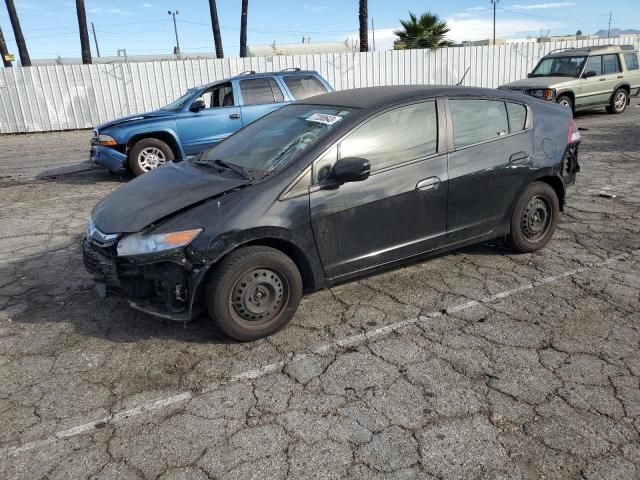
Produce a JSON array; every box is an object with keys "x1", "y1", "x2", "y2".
[
  {"x1": 92, "y1": 162, "x2": 249, "y2": 234},
  {"x1": 96, "y1": 110, "x2": 175, "y2": 131},
  {"x1": 501, "y1": 76, "x2": 576, "y2": 90}
]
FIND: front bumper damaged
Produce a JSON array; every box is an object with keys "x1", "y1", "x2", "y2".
[{"x1": 82, "y1": 238, "x2": 213, "y2": 321}]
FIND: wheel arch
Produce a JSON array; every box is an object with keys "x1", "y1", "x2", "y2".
[
  {"x1": 610, "y1": 83, "x2": 631, "y2": 102},
  {"x1": 534, "y1": 174, "x2": 566, "y2": 211},
  {"x1": 126, "y1": 130, "x2": 184, "y2": 161},
  {"x1": 556, "y1": 90, "x2": 575, "y2": 111}
]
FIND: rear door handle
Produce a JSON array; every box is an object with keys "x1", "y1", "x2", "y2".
[
  {"x1": 617, "y1": 75, "x2": 624, "y2": 79},
  {"x1": 509, "y1": 151, "x2": 530, "y2": 165},
  {"x1": 416, "y1": 177, "x2": 440, "y2": 192},
  {"x1": 599, "y1": 78, "x2": 606, "y2": 82},
  {"x1": 229, "y1": 113, "x2": 240, "y2": 120}
]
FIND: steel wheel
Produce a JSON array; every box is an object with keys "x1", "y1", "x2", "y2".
[
  {"x1": 521, "y1": 195, "x2": 552, "y2": 243},
  {"x1": 137, "y1": 147, "x2": 166, "y2": 172},
  {"x1": 229, "y1": 267, "x2": 290, "y2": 328}
]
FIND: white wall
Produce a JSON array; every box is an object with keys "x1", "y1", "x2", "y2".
[{"x1": 0, "y1": 38, "x2": 637, "y2": 134}]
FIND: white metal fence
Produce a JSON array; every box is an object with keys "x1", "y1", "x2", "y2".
[{"x1": 0, "y1": 37, "x2": 638, "y2": 134}]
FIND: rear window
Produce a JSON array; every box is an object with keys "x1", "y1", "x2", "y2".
[
  {"x1": 624, "y1": 52, "x2": 639, "y2": 71},
  {"x1": 450, "y1": 99, "x2": 509, "y2": 148},
  {"x1": 283, "y1": 75, "x2": 328, "y2": 100}
]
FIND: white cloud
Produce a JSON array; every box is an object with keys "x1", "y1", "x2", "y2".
[
  {"x1": 88, "y1": 6, "x2": 131, "y2": 15},
  {"x1": 511, "y1": 2, "x2": 576, "y2": 10},
  {"x1": 143, "y1": 2, "x2": 153, "y2": 7},
  {"x1": 446, "y1": 17, "x2": 563, "y2": 42},
  {"x1": 304, "y1": 4, "x2": 327, "y2": 13}
]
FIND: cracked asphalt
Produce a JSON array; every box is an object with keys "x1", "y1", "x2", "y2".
[{"x1": 1, "y1": 101, "x2": 639, "y2": 479}]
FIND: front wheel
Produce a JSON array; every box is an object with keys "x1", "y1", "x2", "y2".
[
  {"x1": 205, "y1": 246, "x2": 303, "y2": 341},
  {"x1": 556, "y1": 94, "x2": 573, "y2": 112},
  {"x1": 128, "y1": 138, "x2": 174, "y2": 176},
  {"x1": 606, "y1": 88, "x2": 628, "y2": 114},
  {"x1": 508, "y1": 182, "x2": 560, "y2": 253}
]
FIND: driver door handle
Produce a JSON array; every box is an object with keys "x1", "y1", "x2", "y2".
[
  {"x1": 416, "y1": 177, "x2": 440, "y2": 192},
  {"x1": 229, "y1": 113, "x2": 240, "y2": 120}
]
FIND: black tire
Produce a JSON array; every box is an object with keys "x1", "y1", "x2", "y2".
[
  {"x1": 127, "y1": 138, "x2": 174, "y2": 176},
  {"x1": 205, "y1": 246, "x2": 302, "y2": 341},
  {"x1": 556, "y1": 94, "x2": 573, "y2": 113},
  {"x1": 508, "y1": 182, "x2": 560, "y2": 253},
  {"x1": 606, "y1": 88, "x2": 628, "y2": 114}
]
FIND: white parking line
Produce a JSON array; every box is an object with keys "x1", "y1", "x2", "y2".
[{"x1": 1, "y1": 248, "x2": 637, "y2": 458}]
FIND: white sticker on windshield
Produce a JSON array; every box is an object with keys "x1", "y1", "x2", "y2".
[{"x1": 306, "y1": 113, "x2": 343, "y2": 126}]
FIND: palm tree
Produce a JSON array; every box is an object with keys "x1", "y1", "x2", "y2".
[
  {"x1": 208, "y1": 0, "x2": 224, "y2": 58},
  {"x1": 394, "y1": 12, "x2": 453, "y2": 50},
  {"x1": 359, "y1": 0, "x2": 368, "y2": 52},
  {"x1": 239, "y1": 0, "x2": 248, "y2": 57},
  {"x1": 75, "y1": 0, "x2": 92, "y2": 64},
  {"x1": 4, "y1": 0, "x2": 31, "y2": 66},
  {"x1": 0, "y1": 26, "x2": 12, "y2": 67}
]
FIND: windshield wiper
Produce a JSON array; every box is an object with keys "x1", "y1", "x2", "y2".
[{"x1": 194, "y1": 158, "x2": 253, "y2": 180}]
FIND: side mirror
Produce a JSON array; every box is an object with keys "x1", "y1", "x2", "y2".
[
  {"x1": 190, "y1": 100, "x2": 206, "y2": 112},
  {"x1": 582, "y1": 70, "x2": 597, "y2": 79},
  {"x1": 331, "y1": 157, "x2": 371, "y2": 184}
]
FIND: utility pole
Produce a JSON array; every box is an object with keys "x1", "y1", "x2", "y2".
[
  {"x1": 75, "y1": 0, "x2": 92, "y2": 64},
  {"x1": 239, "y1": 0, "x2": 248, "y2": 58},
  {"x1": 208, "y1": 0, "x2": 224, "y2": 58},
  {"x1": 0, "y1": 25, "x2": 12, "y2": 67},
  {"x1": 91, "y1": 22, "x2": 100, "y2": 57},
  {"x1": 607, "y1": 12, "x2": 612, "y2": 38},
  {"x1": 491, "y1": 0, "x2": 500, "y2": 46},
  {"x1": 358, "y1": 0, "x2": 368, "y2": 52},
  {"x1": 4, "y1": 0, "x2": 31, "y2": 66},
  {"x1": 371, "y1": 17, "x2": 376, "y2": 52},
  {"x1": 168, "y1": 10, "x2": 180, "y2": 55}
]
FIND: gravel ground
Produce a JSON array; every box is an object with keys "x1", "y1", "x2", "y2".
[{"x1": 0, "y1": 101, "x2": 639, "y2": 479}]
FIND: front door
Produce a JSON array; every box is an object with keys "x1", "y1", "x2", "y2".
[
  {"x1": 446, "y1": 98, "x2": 534, "y2": 243},
  {"x1": 175, "y1": 83, "x2": 242, "y2": 156},
  {"x1": 310, "y1": 101, "x2": 448, "y2": 279}
]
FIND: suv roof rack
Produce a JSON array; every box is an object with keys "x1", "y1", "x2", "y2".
[
  {"x1": 280, "y1": 67, "x2": 301, "y2": 72},
  {"x1": 238, "y1": 70, "x2": 256, "y2": 75},
  {"x1": 547, "y1": 44, "x2": 630, "y2": 56}
]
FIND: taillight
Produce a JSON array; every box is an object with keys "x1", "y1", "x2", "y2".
[{"x1": 567, "y1": 118, "x2": 581, "y2": 144}]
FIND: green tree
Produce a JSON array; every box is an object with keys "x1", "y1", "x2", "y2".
[{"x1": 394, "y1": 12, "x2": 453, "y2": 50}]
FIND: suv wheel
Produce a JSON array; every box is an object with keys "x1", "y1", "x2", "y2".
[
  {"x1": 508, "y1": 182, "x2": 560, "y2": 253},
  {"x1": 205, "y1": 246, "x2": 303, "y2": 341},
  {"x1": 556, "y1": 94, "x2": 573, "y2": 112},
  {"x1": 606, "y1": 88, "x2": 628, "y2": 114},
  {"x1": 128, "y1": 138, "x2": 174, "y2": 176}
]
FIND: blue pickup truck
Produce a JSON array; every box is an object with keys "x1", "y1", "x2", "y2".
[{"x1": 90, "y1": 69, "x2": 333, "y2": 176}]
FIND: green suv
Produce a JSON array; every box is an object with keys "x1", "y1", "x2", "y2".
[{"x1": 500, "y1": 45, "x2": 640, "y2": 114}]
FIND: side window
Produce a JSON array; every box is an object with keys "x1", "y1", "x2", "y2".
[
  {"x1": 194, "y1": 90, "x2": 213, "y2": 108},
  {"x1": 339, "y1": 102, "x2": 438, "y2": 172},
  {"x1": 240, "y1": 78, "x2": 278, "y2": 105},
  {"x1": 285, "y1": 169, "x2": 312, "y2": 198},
  {"x1": 283, "y1": 75, "x2": 328, "y2": 100},
  {"x1": 195, "y1": 84, "x2": 233, "y2": 108},
  {"x1": 269, "y1": 78, "x2": 285, "y2": 102},
  {"x1": 450, "y1": 99, "x2": 509, "y2": 148},
  {"x1": 313, "y1": 146, "x2": 337, "y2": 183},
  {"x1": 603, "y1": 54, "x2": 621, "y2": 74},
  {"x1": 584, "y1": 56, "x2": 602, "y2": 76},
  {"x1": 506, "y1": 103, "x2": 527, "y2": 133},
  {"x1": 624, "y1": 53, "x2": 639, "y2": 71}
]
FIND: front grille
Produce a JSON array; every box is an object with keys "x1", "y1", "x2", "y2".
[{"x1": 82, "y1": 239, "x2": 120, "y2": 285}]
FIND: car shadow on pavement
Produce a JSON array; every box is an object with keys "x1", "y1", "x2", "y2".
[{"x1": 38, "y1": 167, "x2": 132, "y2": 186}]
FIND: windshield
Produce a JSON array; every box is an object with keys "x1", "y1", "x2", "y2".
[
  {"x1": 531, "y1": 56, "x2": 587, "y2": 77},
  {"x1": 198, "y1": 104, "x2": 354, "y2": 174},
  {"x1": 161, "y1": 89, "x2": 197, "y2": 112}
]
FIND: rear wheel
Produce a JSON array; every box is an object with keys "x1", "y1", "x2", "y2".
[
  {"x1": 556, "y1": 94, "x2": 573, "y2": 112},
  {"x1": 606, "y1": 88, "x2": 628, "y2": 114},
  {"x1": 205, "y1": 246, "x2": 302, "y2": 341},
  {"x1": 128, "y1": 138, "x2": 174, "y2": 176},
  {"x1": 508, "y1": 182, "x2": 560, "y2": 253}
]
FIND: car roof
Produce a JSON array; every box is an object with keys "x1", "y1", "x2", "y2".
[
  {"x1": 545, "y1": 44, "x2": 636, "y2": 57},
  {"x1": 200, "y1": 70, "x2": 320, "y2": 89},
  {"x1": 297, "y1": 85, "x2": 530, "y2": 109}
]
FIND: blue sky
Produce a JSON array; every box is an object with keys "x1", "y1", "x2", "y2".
[{"x1": 1, "y1": 0, "x2": 638, "y2": 59}]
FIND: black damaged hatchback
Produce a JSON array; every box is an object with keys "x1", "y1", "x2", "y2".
[{"x1": 83, "y1": 86, "x2": 580, "y2": 341}]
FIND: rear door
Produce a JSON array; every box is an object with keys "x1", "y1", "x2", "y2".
[
  {"x1": 238, "y1": 77, "x2": 289, "y2": 126},
  {"x1": 309, "y1": 100, "x2": 448, "y2": 279},
  {"x1": 446, "y1": 98, "x2": 533, "y2": 243},
  {"x1": 623, "y1": 52, "x2": 640, "y2": 93},
  {"x1": 175, "y1": 83, "x2": 242, "y2": 155}
]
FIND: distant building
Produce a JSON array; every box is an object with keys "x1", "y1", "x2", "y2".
[
  {"x1": 461, "y1": 39, "x2": 507, "y2": 46},
  {"x1": 248, "y1": 38, "x2": 358, "y2": 57}
]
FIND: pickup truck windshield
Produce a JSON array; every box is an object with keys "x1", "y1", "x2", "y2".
[
  {"x1": 531, "y1": 56, "x2": 587, "y2": 77},
  {"x1": 161, "y1": 89, "x2": 197, "y2": 112},
  {"x1": 199, "y1": 104, "x2": 354, "y2": 174}
]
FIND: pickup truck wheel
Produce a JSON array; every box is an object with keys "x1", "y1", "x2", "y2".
[
  {"x1": 508, "y1": 182, "x2": 559, "y2": 253},
  {"x1": 556, "y1": 95, "x2": 573, "y2": 112},
  {"x1": 128, "y1": 138, "x2": 174, "y2": 176},
  {"x1": 606, "y1": 89, "x2": 628, "y2": 114},
  {"x1": 205, "y1": 246, "x2": 302, "y2": 341}
]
